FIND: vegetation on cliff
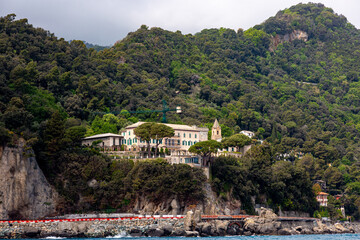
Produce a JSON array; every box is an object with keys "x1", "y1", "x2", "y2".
[
  {"x1": 211, "y1": 144, "x2": 318, "y2": 214},
  {"x1": 1, "y1": 3, "x2": 360, "y2": 217}
]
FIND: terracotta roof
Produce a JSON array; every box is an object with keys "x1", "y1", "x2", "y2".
[
  {"x1": 83, "y1": 133, "x2": 123, "y2": 140},
  {"x1": 317, "y1": 192, "x2": 329, "y2": 196},
  {"x1": 124, "y1": 122, "x2": 208, "y2": 132}
]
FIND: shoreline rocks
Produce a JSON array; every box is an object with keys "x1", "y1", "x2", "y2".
[{"x1": 0, "y1": 209, "x2": 359, "y2": 238}]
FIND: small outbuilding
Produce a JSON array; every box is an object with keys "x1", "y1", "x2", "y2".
[{"x1": 82, "y1": 133, "x2": 124, "y2": 149}]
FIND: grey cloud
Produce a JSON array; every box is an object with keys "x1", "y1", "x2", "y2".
[{"x1": 0, "y1": 0, "x2": 359, "y2": 45}]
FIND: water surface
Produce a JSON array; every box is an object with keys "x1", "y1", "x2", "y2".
[{"x1": 18, "y1": 234, "x2": 360, "y2": 240}]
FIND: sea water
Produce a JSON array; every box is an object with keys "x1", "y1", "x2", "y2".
[{"x1": 14, "y1": 234, "x2": 360, "y2": 240}]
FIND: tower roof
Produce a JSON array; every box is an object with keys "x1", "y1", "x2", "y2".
[{"x1": 213, "y1": 119, "x2": 220, "y2": 128}]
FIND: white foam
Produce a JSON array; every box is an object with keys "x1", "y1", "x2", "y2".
[{"x1": 106, "y1": 231, "x2": 129, "y2": 238}]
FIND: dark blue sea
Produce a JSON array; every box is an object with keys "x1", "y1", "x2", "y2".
[{"x1": 15, "y1": 234, "x2": 360, "y2": 240}]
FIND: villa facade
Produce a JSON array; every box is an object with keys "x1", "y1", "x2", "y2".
[
  {"x1": 316, "y1": 192, "x2": 329, "y2": 207},
  {"x1": 120, "y1": 122, "x2": 209, "y2": 164}
]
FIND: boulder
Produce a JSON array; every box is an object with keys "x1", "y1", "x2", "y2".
[
  {"x1": 201, "y1": 222, "x2": 213, "y2": 236},
  {"x1": 161, "y1": 224, "x2": 173, "y2": 236},
  {"x1": 334, "y1": 223, "x2": 349, "y2": 233},
  {"x1": 258, "y1": 222, "x2": 277, "y2": 235},
  {"x1": 215, "y1": 220, "x2": 229, "y2": 236},
  {"x1": 171, "y1": 227, "x2": 186, "y2": 236},
  {"x1": 227, "y1": 223, "x2": 243, "y2": 235},
  {"x1": 243, "y1": 231, "x2": 252, "y2": 236},
  {"x1": 278, "y1": 228, "x2": 292, "y2": 235},
  {"x1": 129, "y1": 228, "x2": 143, "y2": 237},
  {"x1": 146, "y1": 228, "x2": 164, "y2": 237},
  {"x1": 259, "y1": 207, "x2": 278, "y2": 219},
  {"x1": 294, "y1": 226, "x2": 302, "y2": 232},
  {"x1": 301, "y1": 228, "x2": 314, "y2": 234},
  {"x1": 185, "y1": 231, "x2": 199, "y2": 237},
  {"x1": 244, "y1": 218, "x2": 258, "y2": 232},
  {"x1": 22, "y1": 226, "x2": 41, "y2": 238}
]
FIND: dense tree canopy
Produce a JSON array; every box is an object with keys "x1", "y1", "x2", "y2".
[
  {"x1": 189, "y1": 140, "x2": 223, "y2": 166},
  {"x1": 1, "y1": 2, "x2": 360, "y2": 217}
]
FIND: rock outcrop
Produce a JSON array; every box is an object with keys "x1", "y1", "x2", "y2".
[
  {"x1": 269, "y1": 30, "x2": 308, "y2": 51},
  {"x1": 243, "y1": 208, "x2": 280, "y2": 235},
  {"x1": 0, "y1": 139, "x2": 58, "y2": 219}
]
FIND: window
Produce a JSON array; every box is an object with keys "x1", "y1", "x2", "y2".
[
  {"x1": 129, "y1": 139, "x2": 132, "y2": 145},
  {"x1": 195, "y1": 134, "x2": 197, "y2": 138},
  {"x1": 178, "y1": 140, "x2": 180, "y2": 145},
  {"x1": 189, "y1": 133, "x2": 191, "y2": 138},
  {"x1": 183, "y1": 133, "x2": 186, "y2": 137},
  {"x1": 129, "y1": 131, "x2": 131, "y2": 136},
  {"x1": 188, "y1": 141, "x2": 191, "y2": 145},
  {"x1": 172, "y1": 139, "x2": 174, "y2": 145},
  {"x1": 178, "y1": 132, "x2": 180, "y2": 137},
  {"x1": 185, "y1": 157, "x2": 199, "y2": 164},
  {"x1": 217, "y1": 131, "x2": 219, "y2": 135}
]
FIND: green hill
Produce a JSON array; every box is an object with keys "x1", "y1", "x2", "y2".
[{"x1": 1, "y1": 3, "x2": 360, "y2": 218}]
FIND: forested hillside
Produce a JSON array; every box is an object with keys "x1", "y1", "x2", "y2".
[{"x1": 2, "y1": 3, "x2": 360, "y2": 218}]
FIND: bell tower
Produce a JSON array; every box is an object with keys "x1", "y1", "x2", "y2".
[{"x1": 211, "y1": 119, "x2": 222, "y2": 141}]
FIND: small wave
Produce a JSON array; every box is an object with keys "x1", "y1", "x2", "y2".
[
  {"x1": 45, "y1": 237, "x2": 65, "y2": 239},
  {"x1": 106, "y1": 231, "x2": 129, "y2": 238}
]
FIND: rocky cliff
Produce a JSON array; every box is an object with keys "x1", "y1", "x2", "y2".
[
  {"x1": 0, "y1": 139, "x2": 58, "y2": 219},
  {"x1": 132, "y1": 182, "x2": 242, "y2": 216},
  {"x1": 269, "y1": 30, "x2": 308, "y2": 51}
]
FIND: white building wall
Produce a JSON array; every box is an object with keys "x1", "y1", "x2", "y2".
[{"x1": 121, "y1": 124, "x2": 208, "y2": 154}]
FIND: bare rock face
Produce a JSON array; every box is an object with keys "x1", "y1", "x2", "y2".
[
  {"x1": 269, "y1": 30, "x2": 308, "y2": 51},
  {"x1": 0, "y1": 139, "x2": 58, "y2": 219},
  {"x1": 244, "y1": 208, "x2": 280, "y2": 235}
]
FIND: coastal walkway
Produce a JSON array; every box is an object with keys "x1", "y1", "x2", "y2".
[
  {"x1": 202, "y1": 215, "x2": 316, "y2": 222},
  {"x1": 0, "y1": 214, "x2": 316, "y2": 223},
  {"x1": 0, "y1": 215, "x2": 184, "y2": 223}
]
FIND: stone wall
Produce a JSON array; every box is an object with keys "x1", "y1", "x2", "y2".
[
  {"x1": 0, "y1": 218, "x2": 186, "y2": 238},
  {"x1": 0, "y1": 212, "x2": 359, "y2": 239}
]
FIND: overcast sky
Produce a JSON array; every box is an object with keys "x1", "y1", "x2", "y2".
[{"x1": 1, "y1": 0, "x2": 359, "y2": 46}]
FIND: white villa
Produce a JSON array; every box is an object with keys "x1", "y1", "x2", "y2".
[
  {"x1": 120, "y1": 122, "x2": 209, "y2": 165},
  {"x1": 240, "y1": 130, "x2": 255, "y2": 138},
  {"x1": 82, "y1": 133, "x2": 124, "y2": 150}
]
